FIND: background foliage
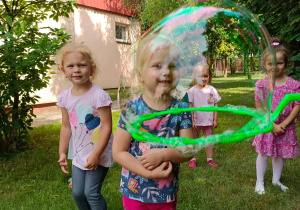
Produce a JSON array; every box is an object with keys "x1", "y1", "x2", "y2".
[
  {"x1": 122, "y1": 0, "x2": 300, "y2": 79},
  {"x1": 0, "y1": 0, "x2": 76, "y2": 152},
  {"x1": 236, "y1": 0, "x2": 300, "y2": 79}
]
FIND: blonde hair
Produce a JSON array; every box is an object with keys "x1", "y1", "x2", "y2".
[
  {"x1": 135, "y1": 35, "x2": 156, "y2": 75},
  {"x1": 121, "y1": 33, "x2": 179, "y2": 100},
  {"x1": 55, "y1": 42, "x2": 98, "y2": 80},
  {"x1": 263, "y1": 37, "x2": 289, "y2": 69},
  {"x1": 191, "y1": 63, "x2": 211, "y2": 85},
  {"x1": 135, "y1": 33, "x2": 172, "y2": 74}
]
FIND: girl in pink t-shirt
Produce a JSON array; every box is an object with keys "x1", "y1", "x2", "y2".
[
  {"x1": 188, "y1": 63, "x2": 221, "y2": 168},
  {"x1": 56, "y1": 43, "x2": 114, "y2": 209}
]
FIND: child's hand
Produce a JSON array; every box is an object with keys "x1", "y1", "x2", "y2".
[
  {"x1": 140, "y1": 149, "x2": 164, "y2": 170},
  {"x1": 58, "y1": 153, "x2": 69, "y2": 174},
  {"x1": 193, "y1": 124, "x2": 198, "y2": 131},
  {"x1": 273, "y1": 123, "x2": 285, "y2": 136},
  {"x1": 149, "y1": 161, "x2": 172, "y2": 179},
  {"x1": 84, "y1": 153, "x2": 99, "y2": 170},
  {"x1": 213, "y1": 120, "x2": 218, "y2": 128},
  {"x1": 177, "y1": 145, "x2": 195, "y2": 156}
]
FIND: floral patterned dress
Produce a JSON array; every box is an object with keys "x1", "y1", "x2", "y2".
[
  {"x1": 253, "y1": 77, "x2": 300, "y2": 158},
  {"x1": 118, "y1": 95, "x2": 192, "y2": 203}
]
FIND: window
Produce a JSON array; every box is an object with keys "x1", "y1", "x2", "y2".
[{"x1": 116, "y1": 24, "x2": 129, "y2": 43}]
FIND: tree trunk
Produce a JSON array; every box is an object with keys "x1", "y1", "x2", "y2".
[
  {"x1": 230, "y1": 57, "x2": 235, "y2": 75},
  {"x1": 0, "y1": 135, "x2": 4, "y2": 153},
  {"x1": 250, "y1": 56, "x2": 254, "y2": 72},
  {"x1": 243, "y1": 52, "x2": 251, "y2": 80},
  {"x1": 8, "y1": 91, "x2": 19, "y2": 152},
  {"x1": 221, "y1": 59, "x2": 224, "y2": 76},
  {"x1": 208, "y1": 56, "x2": 215, "y2": 77},
  {"x1": 212, "y1": 61, "x2": 216, "y2": 77},
  {"x1": 224, "y1": 58, "x2": 227, "y2": 78}
]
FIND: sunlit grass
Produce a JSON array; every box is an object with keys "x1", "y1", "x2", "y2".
[{"x1": 1, "y1": 74, "x2": 300, "y2": 210}]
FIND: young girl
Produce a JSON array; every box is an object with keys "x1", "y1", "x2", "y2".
[
  {"x1": 56, "y1": 43, "x2": 114, "y2": 209},
  {"x1": 253, "y1": 38, "x2": 300, "y2": 195},
  {"x1": 187, "y1": 63, "x2": 221, "y2": 168},
  {"x1": 112, "y1": 35, "x2": 194, "y2": 209}
]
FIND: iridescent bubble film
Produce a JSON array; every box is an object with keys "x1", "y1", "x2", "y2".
[{"x1": 118, "y1": 0, "x2": 278, "y2": 154}]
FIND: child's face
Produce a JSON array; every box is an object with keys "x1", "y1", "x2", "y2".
[
  {"x1": 195, "y1": 66, "x2": 209, "y2": 87},
  {"x1": 62, "y1": 52, "x2": 93, "y2": 86},
  {"x1": 264, "y1": 52, "x2": 286, "y2": 78},
  {"x1": 142, "y1": 47, "x2": 178, "y2": 98}
]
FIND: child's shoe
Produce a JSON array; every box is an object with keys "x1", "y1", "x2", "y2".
[
  {"x1": 272, "y1": 180, "x2": 288, "y2": 192},
  {"x1": 189, "y1": 160, "x2": 197, "y2": 168},
  {"x1": 207, "y1": 160, "x2": 219, "y2": 167},
  {"x1": 255, "y1": 181, "x2": 265, "y2": 195},
  {"x1": 68, "y1": 178, "x2": 72, "y2": 188}
]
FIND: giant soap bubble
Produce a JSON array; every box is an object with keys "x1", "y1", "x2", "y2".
[{"x1": 118, "y1": 0, "x2": 280, "y2": 154}]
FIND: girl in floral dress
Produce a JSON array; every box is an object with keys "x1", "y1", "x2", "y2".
[{"x1": 253, "y1": 38, "x2": 300, "y2": 194}]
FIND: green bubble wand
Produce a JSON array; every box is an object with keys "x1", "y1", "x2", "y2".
[{"x1": 126, "y1": 93, "x2": 300, "y2": 152}]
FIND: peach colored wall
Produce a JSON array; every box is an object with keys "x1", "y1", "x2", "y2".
[{"x1": 36, "y1": 5, "x2": 140, "y2": 104}]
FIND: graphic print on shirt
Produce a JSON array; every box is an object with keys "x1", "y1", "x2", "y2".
[
  {"x1": 69, "y1": 104, "x2": 101, "y2": 165},
  {"x1": 154, "y1": 174, "x2": 174, "y2": 189},
  {"x1": 69, "y1": 109, "x2": 78, "y2": 130},
  {"x1": 76, "y1": 104, "x2": 93, "y2": 126},
  {"x1": 140, "y1": 117, "x2": 172, "y2": 202},
  {"x1": 85, "y1": 113, "x2": 100, "y2": 134},
  {"x1": 138, "y1": 142, "x2": 151, "y2": 153},
  {"x1": 118, "y1": 96, "x2": 192, "y2": 203},
  {"x1": 208, "y1": 93, "x2": 214, "y2": 104},
  {"x1": 91, "y1": 127, "x2": 101, "y2": 145},
  {"x1": 128, "y1": 178, "x2": 139, "y2": 194}
]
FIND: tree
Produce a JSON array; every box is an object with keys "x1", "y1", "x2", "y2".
[
  {"x1": 124, "y1": 0, "x2": 297, "y2": 81},
  {"x1": 122, "y1": 0, "x2": 192, "y2": 31},
  {"x1": 237, "y1": 0, "x2": 300, "y2": 80},
  {"x1": 0, "y1": 0, "x2": 76, "y2": 152}
]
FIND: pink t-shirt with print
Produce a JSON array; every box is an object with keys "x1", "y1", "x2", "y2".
[
  {"x1": 188, "y1": 85, "x2": 221, "y2": 126},
  {"x1": 57, "y1": 84, "x2": 114, "y2": 170}
]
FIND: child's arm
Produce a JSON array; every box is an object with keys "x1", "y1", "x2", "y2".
[
  {"x1": 113, "y1": 127, "x2": 172, "y2": 179},
  {"x1": 213, "y1": 103, "x2": 218, "y2": 128},
  {"x1": 84, "y1": 106, "x2": 112, "y2": 170},
  {"x1": 255, "y1": 101, "x2": 262, "y2": 109},
  {"x1": 189, "y1": 102, "x2": 197, "y2": 130},
  {"x1": 255, "y1": 100, "x2": 285, "y2": 135},
  {"x1": 277, "y1": 104, "x2": 300, "y2": 131},
  {"x1": 58, "y1": 107, "x2": 72, "y2": 174},
  {"x1": 272, "y1": 104, "x2": 300, "y2": 135},
  {"x1": 140, "y1": 127, "x2": 194, "y2": 170}
]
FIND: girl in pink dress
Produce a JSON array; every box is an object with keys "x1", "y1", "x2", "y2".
[{"x1": 253, "y1": 38, "x2": 300, "y2": 194}]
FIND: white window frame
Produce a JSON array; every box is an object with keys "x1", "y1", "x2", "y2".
[{"x1": 115, "y1": 23, "x2": 129, "y2": 43}]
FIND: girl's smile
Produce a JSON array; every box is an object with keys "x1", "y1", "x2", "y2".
[
  {"x1": 195, "y1": 67, "x2": 209, "y2": 88},
  {"x1": 62, "y1": 51, "x2": 93, "y2": 88},
  {"x1": 142, "y1": 47, "x2": 178, "y2": 100},
  {"x1": 73, "y1": 75, "x2": 83, "y2": 79},
  {"x1": 159, "y1": 80, "x2": 172, "y2": 85}
]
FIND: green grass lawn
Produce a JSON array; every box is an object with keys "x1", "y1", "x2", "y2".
[{"x1": 1, "y1": 74, "x2": 300, "y2": 209}]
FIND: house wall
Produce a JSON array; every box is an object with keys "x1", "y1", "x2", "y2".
[{"x1": 35, "y1": 5, "x2": 140, "y2": 104}]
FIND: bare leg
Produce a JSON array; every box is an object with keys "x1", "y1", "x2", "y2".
[
  {"x1": 206, "y1": 146, "x2": 219, "y2": 167},
  {"x1": 205, "y1": 147, "x2": 213, "y2": 159}
]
